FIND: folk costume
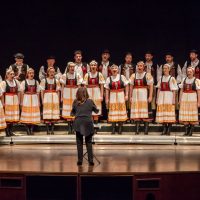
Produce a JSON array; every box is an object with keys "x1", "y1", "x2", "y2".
[
  {"x1": 179, "y1": 76, "x2": 200, "y2": 136},
  {"x1": 83, "y1": 71, "x2": 105, "y2": 122},
  {"x1": 156, "y1": 75, "x2": 178, "y2": 135},
  {"x1": 60, "y1": 64, "x2": 82, "y2": 134},
  {"x1": 1, "y1": 79, "x2": 21, "y2": 136},
  {"x1": 40, "y1": 77, "x2": 60, "y2": 134},
  {"x1": 129, "y1": 71, "x2": 153, "y2": 135},
  {"x1": 20, "y1": 79, "x2": 40, "y2": 135},
  {"x1": 105, "y1": 70, "x2": 129, "y2": 134}
]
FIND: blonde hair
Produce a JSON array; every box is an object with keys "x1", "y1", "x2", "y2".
[
  {"x1": 163, "y1": 63, "x2": 171, "y2": 69},
  {"x1": 26, "y1": 68, "x2": 35, "y2": 78},
  {"x1": 137, "y1": 61, "x2": 145, "y2": 66},
  {"x1": 66, "y1": 62, "x2": 75, "y2": 73},
  {"x1": 5, "y1": 69, "x2": 14, "y2": 79},
  {"x1": 47, "y1": 67, "x2": 55, "y2": 77},
  {"x1": 187, "y1": 66, "x2": 195, "y2": 74},
  {"x1": 89, "y1": 60, "x2": 98, "y2": 66}
]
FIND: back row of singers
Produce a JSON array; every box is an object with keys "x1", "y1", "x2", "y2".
[
  {"x1": 7, "y1": 49, "x2": 200, "y2": 124},
  {"x1": 8, "y1": 49, "x2": 200, "y2": 83},
  {"x1": 0, "y1": 58, "x2": 199, "y2": 137}
]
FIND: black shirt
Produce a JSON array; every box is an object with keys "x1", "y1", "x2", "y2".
[{"x1": 71, "y1": 99, "x2": 99, "y2": 136}]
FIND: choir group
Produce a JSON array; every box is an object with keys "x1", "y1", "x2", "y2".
[{"x1": 0, "y1": 49, "x2": 200, "y2": 137}]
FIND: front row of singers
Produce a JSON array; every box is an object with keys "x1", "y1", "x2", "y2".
[{"x1": 0, "y1": 61, "x2": 199, "y2": 137}]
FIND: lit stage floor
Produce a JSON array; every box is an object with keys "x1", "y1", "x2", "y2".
[{"x1": 0, "y1": 144, "x2": 200, "y2": 174}]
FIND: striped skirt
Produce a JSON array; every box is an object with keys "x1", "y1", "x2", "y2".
[
  {"x1": 108, "y1": 89, "x2": 127, "y2": 122},
  {"x1": 0, "y1": 101, "x2": 6, "y2": 129},
  {"x1": 156, "y1": 91, "x2": 176, "y2": 123},
  {"x1": 87, "y1": 86, "x2": 101, "y2": 116},
  {"x1": 179, "y1": 92, "x2": 198, "y2": 123},
  {"x1": 130, "y1": 88, "x2": 149, "y2": 120},
  {"x1": 62, "y1": 86, "x2": 77, "y2": 119},
  {"x1": 4, "y1": 93, "x2": 20, "y2": 122},
  {"x1": 43, "y1": 91, "x2": 60, "y2": 120},
  {"x1": 20, "y1": 93, "x2": 41, "y2": 124}
]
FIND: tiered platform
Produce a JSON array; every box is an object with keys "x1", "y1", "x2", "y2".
[{"x1": 0, "y1": 123, "x2": 200, "y2": 145}]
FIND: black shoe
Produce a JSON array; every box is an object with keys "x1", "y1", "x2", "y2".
[
  {"x1": 118, "y1": 122, "x2": 123, "y2": 134},
  {"x1": 161, "y1": 124, "x2": 167, "y2": 135},
  {"x1": 188, "y1": 125, "x2": 194, "y2": 136},
  {"x1": 8, "y1": 124, "x2": 15, "y2": 136},
  {"x1": 111, "y1": 122, "x2": 116, "y2": 134},
  {"x1": 26, "y1": 126, "x2": 31, "y2": 135},
  {"x1": 144, "y1": 122, "x2": 149, "y2": 135},
  {"x1": 68, "y1": 122, "x2": 72, "y2": 134},
  {"x1": 30, "y1": 125, "x2": 34, "y2": 135},
  {"x1": 89, "y1": 162, "x2": 94, "y2": 166},
  {"x1": 51, "y1": 124, "x2": 54, "y2": 135},
  {"x1": 135, "y1": 121, "x2": 140, "y2": 135},
  {"x1": 183, "y1": 125, "x2": 189, "y2": 136},
  {"x1": 77, "y1": 161, "x2": 82, "y2": 166},
  {"x1": 9, "y1": 131, "x2": 16, "y2": 136},
  {"x1": 166, "y1": 124, "x2": 172, "y2": 135},
  {"x1": 5, "y1": 128, "x2": 10, "y2": 137},
  {"x1": 46, "y1": 124, "x2": 50, "y2": 135}
]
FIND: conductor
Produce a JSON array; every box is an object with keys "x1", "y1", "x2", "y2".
[{"x1": 71, "y1": 87, "x2": 99, "y2": 166}]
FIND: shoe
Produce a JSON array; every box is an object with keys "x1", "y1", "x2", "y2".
[
  {"x1": 161, "y1": 124, "x2": 167, "y2": 135},
  {"x1": 28, "y1": 125, "x2": 34, "y2": 135},
  {"x1": 9, "y1": 131, "x2": 16, "y2": 136},
  {"x1": 68, "y1": 122, "x2": 72, "y2": 134},
  {"x1": 118, "y1": 122, "x2": 123, "y2": 134},
  {"x1": 111, "y1": 122, "x2": 116, "y2": 134},
  {"x1": 77, "y1": 161, "x2": 82, "y2": 166},
  {"x1": 5, "y1": 128, "x2": 10, "y2": 137},
  {"x1": 51, "y1": 124, "x2": 54, "y2": 135},
  {"x1": 89, "y1": 162, "x2": 94, "y2": 166},
  {"x1": 183, "y1": 125, "x2": 189, "y2": 136},
  {"x1": 46, "y1": 124, "x2": 50, "y2": 135},
  {"x1": 188, "y1": 124, "x2": 194, "y2": 136},
  {"x1": 135, "y1": 121, "x2": 140, "y2": 135},
  {"x1": 144, "y1": 122, "x2": 149, "y2": 135},
  {"x1": 166, "y1": 124, "x2": 172, "y2": 135}
]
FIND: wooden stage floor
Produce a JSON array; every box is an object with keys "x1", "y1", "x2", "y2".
[{"x1": 0, "y1": 144, "x2": 200, "y2": 175}]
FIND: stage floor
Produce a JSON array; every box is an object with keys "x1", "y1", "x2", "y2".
[{"x1": 0, "y1": 144, "x2": 200, "y2": 175}]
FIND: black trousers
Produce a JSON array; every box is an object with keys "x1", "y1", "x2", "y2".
[
  {"x1": 99, "y1": 98, "x2": 108, "y2": 121},
  {"x1": 76, "y1": 132, "x2": 93, "y2": 163}
]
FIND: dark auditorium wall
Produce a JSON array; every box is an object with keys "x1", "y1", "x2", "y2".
[{"x1": 0, "y1": 0, "x2": 199, "y2": 77}]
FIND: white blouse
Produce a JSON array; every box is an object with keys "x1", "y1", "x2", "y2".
[
  {"x1": 60, "y1": 72, "x2": 82, "y2": 85},
  {"x1": 21, "y1": 79, "x2": 40, "y2": 93},
  {"x1": 179, "y1": 77, "x2": 200, "y2": 90},
  {"x1": 83, "y1": 72, "x2": 105, "y2": 85},
  {"x1": 40, "y1": 78, "x2": 60, "y2": 91},
  {"x1": 156, "y1": 75, "x2": 178, "y2": 91},
  {"x1": 104, "y1": 74, "x2": 129, "y2": 89},
  {"x1": 129, "y1": 72, "x2": 153, "y2": 86}
]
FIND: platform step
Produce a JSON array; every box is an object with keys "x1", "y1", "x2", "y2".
[
  {"x1": 1, "y1": 134, "x2": 200, "y2": 145},
  {"x1": 10, "y1": 123, "x2": 200, "y2": 133}
]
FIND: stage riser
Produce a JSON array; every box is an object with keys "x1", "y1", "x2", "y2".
[
  {"x1": 11, "y1": 124, "x2": 200, "y2": 133},
  {"x1": 1, "y1": 135, "x2": 200, "y2": 145}
]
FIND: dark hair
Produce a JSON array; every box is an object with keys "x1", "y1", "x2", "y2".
[
  {"x1": 74, "y1": 50, "x2": 82, "y2": 56},
  {"x1": 76, "y1": 87, "x2": 89, "y2": 104},
  {"x1": 145, "y1": 51, "x2": 153, "y2": 56},
  {"x1": 125, "y1": 52, "x2": 132, "y2": 57}
]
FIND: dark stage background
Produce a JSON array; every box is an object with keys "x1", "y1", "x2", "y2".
[{"x1": 0, "y1": 0, "x2": 199, "y2": 77}]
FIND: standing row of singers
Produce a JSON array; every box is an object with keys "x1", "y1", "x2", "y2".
[
  {"x1": 0, "y1": 53, "x2": 199, "y2": 137},
  {"x1": 6, "y1": 49, "x2": 200, "y2": 83}
]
